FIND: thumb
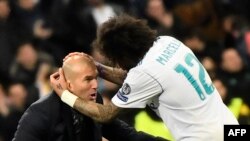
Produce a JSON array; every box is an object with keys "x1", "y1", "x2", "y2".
[{"x1": 58, "y1": 68, "x2": 65, "y2": 80}]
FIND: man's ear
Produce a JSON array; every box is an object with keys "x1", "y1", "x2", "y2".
[{"x1": 67, "y1": 80, "x2": 73, "y2": 91}]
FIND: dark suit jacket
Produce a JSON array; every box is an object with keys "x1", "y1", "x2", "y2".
[{"x1": 12, "y1": 92, "x2": 167, "y2": 141}]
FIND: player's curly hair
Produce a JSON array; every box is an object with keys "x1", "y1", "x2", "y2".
[{"x1": 92, "y1": 14, "x2": 157, "y2": 70}]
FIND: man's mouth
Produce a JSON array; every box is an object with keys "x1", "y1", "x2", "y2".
[{"x1": 90, "y1": 93, "x2": 97, "y2": 100}]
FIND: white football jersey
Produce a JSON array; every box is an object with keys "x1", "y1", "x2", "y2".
[{"x1": 112, "y1": 36, "x2": 238, "y2": 141}]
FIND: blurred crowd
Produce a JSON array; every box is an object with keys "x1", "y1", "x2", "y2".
[{"x1": 1, "y1": 0, "x2": 250, "y2": 141}]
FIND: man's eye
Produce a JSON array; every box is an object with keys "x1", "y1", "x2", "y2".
[{"x1": 85, "y1": 78, "x2": 93, "y2": 81}]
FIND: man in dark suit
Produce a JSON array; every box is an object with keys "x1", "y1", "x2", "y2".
[{"x1": 12, "y1": 54, "x2": 167, "y2": 141}]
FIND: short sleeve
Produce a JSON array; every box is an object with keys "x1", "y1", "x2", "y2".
[{"x1": 112, "y1": 68, "x2": 162, "y2": 108}]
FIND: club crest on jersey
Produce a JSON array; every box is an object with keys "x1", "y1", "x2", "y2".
[
  {"x1": 117, "y1": 91, "x2": 128, "y2": 102},
  {"x1": 122, "y1": 83, "x2": 131, "y2": 95}
]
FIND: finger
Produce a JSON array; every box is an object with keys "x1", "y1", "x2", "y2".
[
  {"x1": 51, "y1": 71, "x2": 59, "y2": 78},
  {"x1": 50, "y1": 72, "x2": 59, "y2": 82},
  {"x1": 63, "y1": 53, "x2": 76, "y2": 62},
  {"x1": 94, "y1": 60, "x2": 99, "y2": 65},
  {"x1": 63, "y1": 55, "x2": 71, "y2": 62},
  {"x1": 58, "y1": 68, "x2": 66, "y2": 81},
  {"x1": 63, "y1": 52, "x2": 84, "y2": 62},
  {"x1": 70, "y1": 52, "x2": 83, "y2": 55}
]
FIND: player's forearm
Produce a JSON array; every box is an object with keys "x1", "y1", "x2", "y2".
[
  {"x1": 73, "y1": 98, "x2": 119, "y2": 123},
  {"x1": 97, "y1": 63, "x2": 127, "y2": 85}
]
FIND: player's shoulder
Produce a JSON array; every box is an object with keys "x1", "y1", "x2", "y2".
[
  {"x1": 156, "y1": 36, "x2": 179, "y2": 43},
  {"x1": 154, "y1": 36, "x2": 183, "y2": 50},
  {"x1": 126, "y1": 66, "x2": 154, "y2": 83}
]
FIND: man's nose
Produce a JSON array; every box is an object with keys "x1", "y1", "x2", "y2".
[{"x1": 92, "y1": 79, "x2": 98, "y2": 89}]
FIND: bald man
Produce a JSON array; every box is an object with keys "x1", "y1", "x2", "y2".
[
  {"x1": 13, "y1": 54, "x2": 167, "y2": 141},
  {"x1": 62, "y1": 55, "x2": 98, "y2": 103}
]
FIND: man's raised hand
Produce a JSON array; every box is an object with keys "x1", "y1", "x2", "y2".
[{"x1": 50, "y1": 68, "x2": 67, "y2": 97}]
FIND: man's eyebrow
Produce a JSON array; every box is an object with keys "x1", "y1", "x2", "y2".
[
  {"x1": 84, "y1": 75, "x2": 97, "y2": 80},
  {"x1": 84, "y1": 75, "x2": 92, "y2": 79}
]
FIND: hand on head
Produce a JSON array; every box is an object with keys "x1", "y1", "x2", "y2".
[
  {"x1": 51, "y1": 52, "x2": 99, "y2": 98},
  {"x1": 50, "y1": 68, "x2": 67, "y2": 97},
  {"x1": 63, "y1": 52, "x2": 94, "y2": 62},
  {"x1": 63, "y1": 52, "x2": 100, "y2": 69}
]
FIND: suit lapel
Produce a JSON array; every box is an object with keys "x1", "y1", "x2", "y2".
[{"x1": 61, "y1": 103, "x2": 75, "y2": 141}]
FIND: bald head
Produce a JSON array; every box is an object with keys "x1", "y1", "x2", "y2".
[{"x1": 62, "y1": 54, "x2": 96, "y2": 82}]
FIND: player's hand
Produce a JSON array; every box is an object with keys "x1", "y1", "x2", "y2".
[
  {"x1": 50, "y1": 68, "x2": 67, "y2": 97},
  {"x1": 63, "y1": 52, "x2": 102, "y2": 70},
  {"x1": 63, "y1": 52, "x2": 93, "y2": 62},
  {"x1": 63, "y1": 52, "x2": 101, "y2": 68}
]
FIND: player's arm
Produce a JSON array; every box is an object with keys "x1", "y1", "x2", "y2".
[
  {"x1": 73, "y1": 97, "x2": 121, "y2": 122},
  {"x1": 96, "y1": 62, "x2": 127, "y2": 85},
  {"x1": 63, "y1": 52, "x2": 127, "y2": 85},
  {"x1": 50, "y1": 69, "x2": 122, "y2": 122}
]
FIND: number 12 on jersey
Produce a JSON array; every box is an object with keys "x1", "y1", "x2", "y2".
[{"x1": 174, "y1": 53, "x2": 215, "y2": 100}]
